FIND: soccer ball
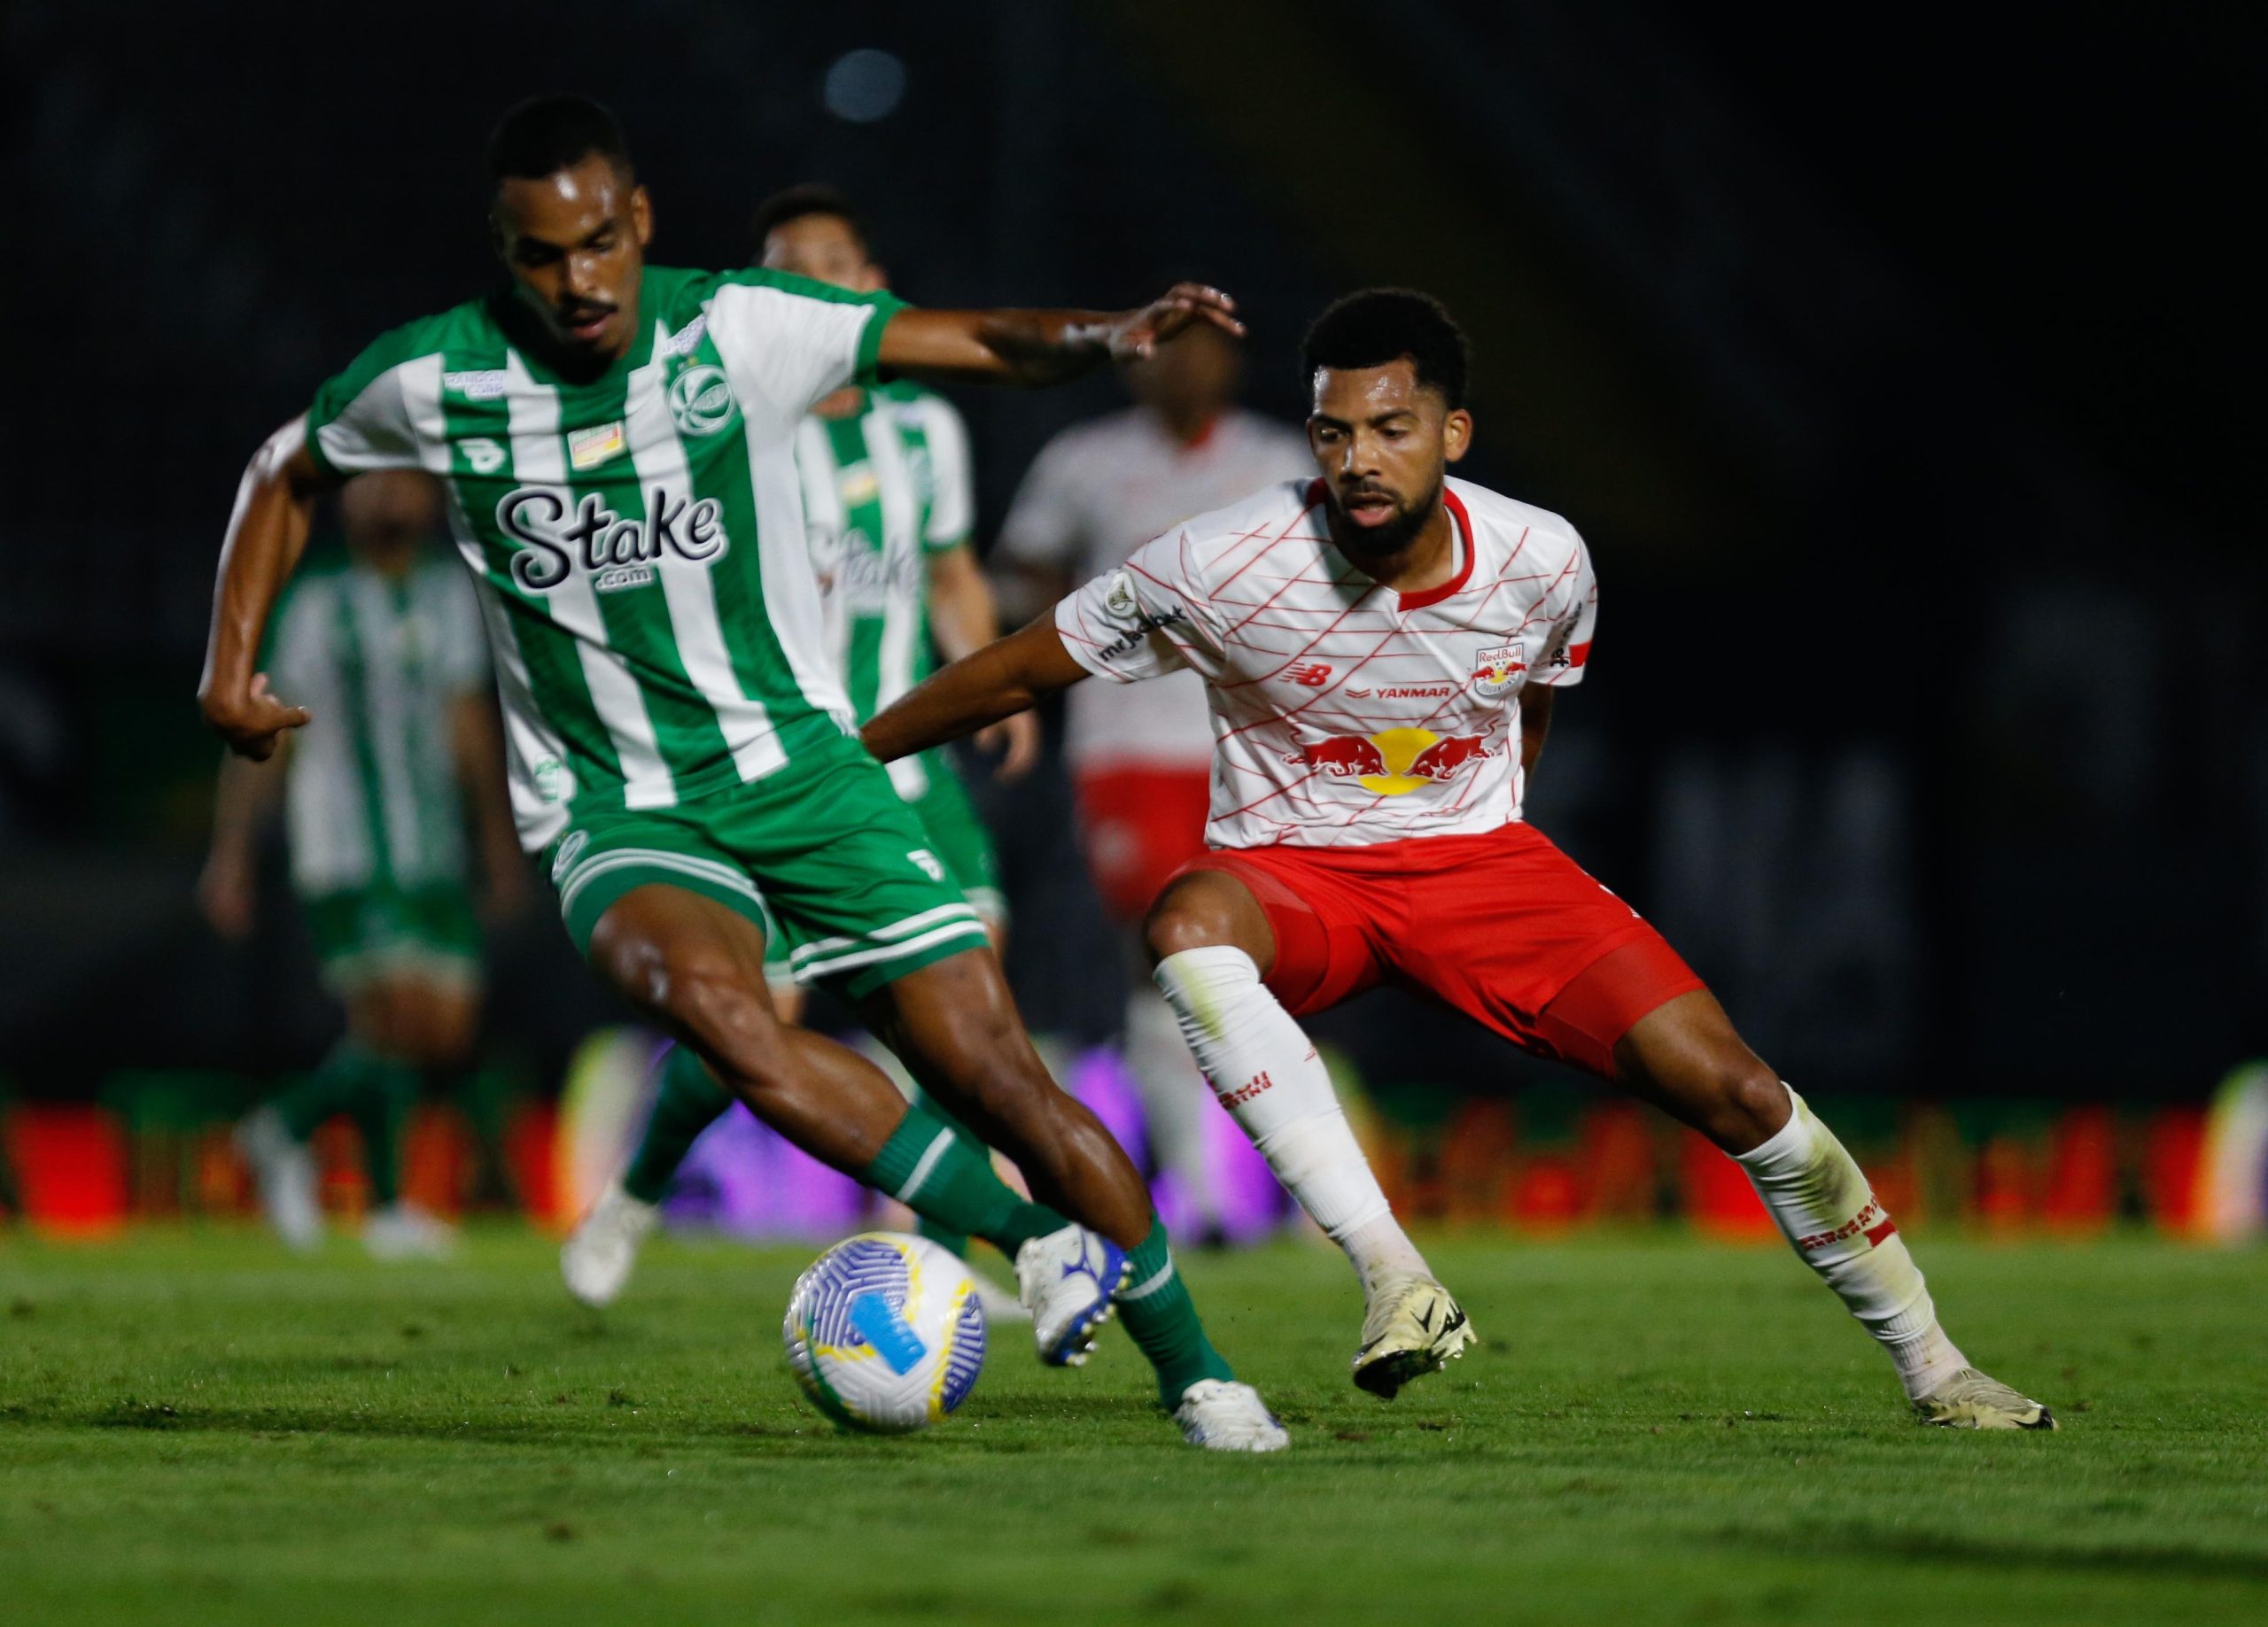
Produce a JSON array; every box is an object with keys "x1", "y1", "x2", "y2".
[{"x1": 782, "y1": 1232, "x2": 987, "y2": 1433}]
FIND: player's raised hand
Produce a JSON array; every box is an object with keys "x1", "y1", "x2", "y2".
[
  {"x1": 1109, "y1": 283, "x2": 1244, "y2": 360},
  {"x1": 203, "y1": 672, "x2": 311, "y2": 761}
]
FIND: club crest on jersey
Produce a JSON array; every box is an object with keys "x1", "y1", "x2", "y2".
[
  {"x1": 496, "y1": 484, "x2": 730, "y2": 595},
  {"x1": 1470, "y1": 643, "x2": 1526, "y2": 698},
  {"x1": 667, "y1": 365, "x2": 735, "y2": 437},
  {"x1": 549, "y1": 829, "x2": 588, "y2": 880}
]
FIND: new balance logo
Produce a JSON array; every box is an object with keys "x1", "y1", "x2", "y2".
[{"x1": 1288, "y1": 662, "x2": 1333, "y2": 687}]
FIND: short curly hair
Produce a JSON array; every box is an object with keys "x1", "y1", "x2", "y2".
[{"x1": 1301, "y1": 289, "x2": 1470, "y2": 408}]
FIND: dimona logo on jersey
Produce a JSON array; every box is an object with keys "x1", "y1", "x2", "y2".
[{"x1": 496, "y1": 486, "x2": 729, "y2": 595}]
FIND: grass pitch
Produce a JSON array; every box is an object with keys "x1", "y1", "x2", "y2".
[{"x1": 2, "y1": 1228, "x2": 2264, "y2": 1625}]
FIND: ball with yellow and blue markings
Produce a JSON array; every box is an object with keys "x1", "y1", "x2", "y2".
[{"x1": 783, "y1": 1232, "x2": 987, "y2": 1433}]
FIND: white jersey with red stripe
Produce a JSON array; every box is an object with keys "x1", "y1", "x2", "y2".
[{"x1": 1055, "y1": 475, "x2": 1596, "y2": 849}]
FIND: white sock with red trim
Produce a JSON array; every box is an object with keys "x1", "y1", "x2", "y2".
[
  {"x1": 1153, "y1": 946, "x2": 1429, "y2": 1293},
  {"x1": 1734, "y1": 1085, "x2": 1968, "y2": 1399}
]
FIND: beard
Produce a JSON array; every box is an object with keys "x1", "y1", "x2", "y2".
[{"x1": 1324, "y1": 472, "x2": 1444, "y2": 560}]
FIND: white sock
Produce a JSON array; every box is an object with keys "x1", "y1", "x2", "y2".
[
  {"x1": 1154, "y1": 946, "x2": 1429, "y2": 1293},
  {"x1": 1735, "y1": 1084, "x2": 1968, "y2": 1399},
  {"x1": 1122, "y1": 987, "x2": 1221, "y2": 1227}
]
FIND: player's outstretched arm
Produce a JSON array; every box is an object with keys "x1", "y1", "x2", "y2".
[
  {"x1": 198, "y1": 422, "x2": 334, "y2": 760},
  {"x1": 861, "y1": 616, "x2": 1090, "y2": 764},
  {"x1": 877, "y1": 283, "x2": 1243, "y2": 386}
]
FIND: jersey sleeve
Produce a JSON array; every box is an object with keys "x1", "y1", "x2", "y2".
[
  {"x1": 910, "y1": 393, "x2": 975, "y2": 552},
  {"x1": 1531, "y1": 534, "x2": 1597, "y2": 687},
  {"x1": 1054, "y1": 528, "x2": 1216, "y2": 684},
  {"x1": 431, "y1": 566, "x2": 492, "y2": 697},
  {"x1": 991, "y1": 433, "x2": 1086, "y2": 571},
  {"x1": 704, "y1": 270, "x2": 907, "y2": 422},
  {"x1": 303, "y1": 323, "x2": 442, "y2": 478}
]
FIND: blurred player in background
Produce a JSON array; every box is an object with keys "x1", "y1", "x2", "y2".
[
  {"x1": 866, "y1": 288, "x2": 2055, "y2": 1429},
  {"x1": 563, "y1": 186, "x2": 1038, "y2": 1316},
  {"x1": 200, "y1": 469, "x2": 524, "y2": 1259},
  {"x1": 993, "y1": 323, "x2": 1307, "y2": 1241},
  {"x1": 199, "y1": 96, "x2": 1285, "y2": 1448}
]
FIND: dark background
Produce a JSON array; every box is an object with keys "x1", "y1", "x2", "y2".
[{"x1": 0, "y1": 1, "x2": 2257, "y2": 1103}]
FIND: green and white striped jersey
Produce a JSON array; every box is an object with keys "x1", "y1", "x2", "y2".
[
  {"x1": 795, "y1": 381, "x2": 973, "y2": 801},
  {"x1": 268, "y1": 554, "x2": 489, "y2": 895},
  {"x1": 301, "y1": 266, "x2": 905, "y2": 851}
]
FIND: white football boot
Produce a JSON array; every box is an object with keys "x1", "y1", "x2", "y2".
[
  {"x1": 234, "y1": 1107, "x2": 323, "y2": 1252},
  {"x1": 1913, "y1": 1367, "x2": 2057, "y2": 1429},
  {"x1": 362, "y1": 1202, "x2": 458, "y2": 1263},
  {"x1": 559, "y1": 1179, "x2": 660, "y2": 1307},
  {"x1": 1352, "y1": 1274, "x2": 1475, "y2": 1398},
  {"x1": 1014, "y1": 1224, "x2": 1129, "y2": 1366},
  {"x1": 1175, "y1": 1380, "x2": 1290, "y2": 1452}
]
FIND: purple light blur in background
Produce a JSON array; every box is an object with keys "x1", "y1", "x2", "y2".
[{"x1": 666, "y1": 1045, "x2": 1287, "y2": 1243}]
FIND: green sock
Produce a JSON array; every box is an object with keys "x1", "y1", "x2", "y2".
[
  {"x1": 345, "y1": 1058, "x2": 418, "y2": 1208},
  {"x1": 862, "y1": 1103, "x2": 1067, "y2": 1257},
  {"x1": 907, "y1": 1090, "x2": 976, "y2": 1260},
  {"x1": 621, "y1": 1046, "x2": 734, "y2": 1205},
  {"x1": 271, "y1": 1038, "x2": 377, "y2": 1142},
  {"x1": 1116, "y1": 1218, "x2": 1234, "y2": 1406}
]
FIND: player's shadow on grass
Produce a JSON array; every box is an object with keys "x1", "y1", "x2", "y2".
[
  {"x1": 1712, "y1": 1523, "x2": 2268, "y2": 1581},
  {"x1": 8, "y1": 1390, "x2": 1177, "y2": 1453}
]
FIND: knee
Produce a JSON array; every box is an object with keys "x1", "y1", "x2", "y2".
[
  {"x1": 400, "y1": 988, "x2": 477, "y2": 1070},
  {"x1": 423, "y1": 1006, "x2": 478, "y2": 1071},
  {"x1": 1143, "y1": 879, "x2": 1239, "y2": 966},
  {"x1": 652, "y1": 949, "x2": 787, "y2": 1076},
  {"x1": 347, "y1": 988, "x2": 409, "y2": 1059},
  {"x1": 932, "y1": 997, "x2": 1043, "y2": 1110},
  {"x1": 902, "y1": 972, "x2": 1058, "y2": 1128},
  {"x1": 1693, "y1": 1049, "x2": 1788, "y2": 1149}
]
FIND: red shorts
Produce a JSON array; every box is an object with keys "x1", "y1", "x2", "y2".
[
  {"x1": 1176, "y1": 822, "x2": 1705, "y2": 1081},
  {"x1": 1075, "y1": 766, "x2": 1212, "y2": 922}
]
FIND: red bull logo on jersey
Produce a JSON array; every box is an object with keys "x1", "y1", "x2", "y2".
[
  {"x1": 1471, "y1": 643, "x2": 1526, "y2": 698},
  {"x1": 1285, "y1": 725, "x2": 1500, "y2": 796}
]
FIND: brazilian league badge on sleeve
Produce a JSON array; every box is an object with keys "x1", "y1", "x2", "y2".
[{"x1": 1470, "y1": 643, "x2": 1526, "y2": 698}]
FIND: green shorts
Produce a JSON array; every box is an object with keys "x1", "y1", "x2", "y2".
[
  {"x1": 904, "y1": 748, "x2": 1006, "y2": 929},
  {"x1": 300, "y1": 881, "x2": 482, "y2": 994},
  {"x1": 546, "y1": 735, "x2": 991, "y2": 1002}
]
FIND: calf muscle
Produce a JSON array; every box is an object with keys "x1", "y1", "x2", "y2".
[
  {"x1": 1611, "y1": 990, "x2": 1790, "y2": 1154},
  {"x1": 864, "y1": 949, "x2": 1153, "y2": 1246},
  {"x1": 587, "y1": 884, "x2": 908, "y2": 1173}
]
